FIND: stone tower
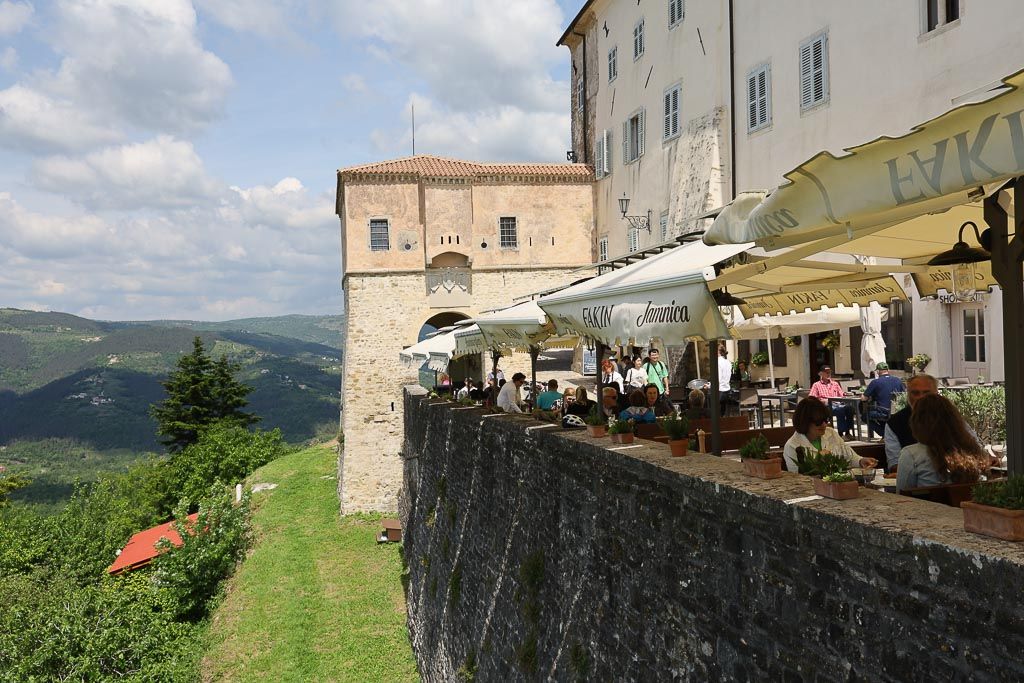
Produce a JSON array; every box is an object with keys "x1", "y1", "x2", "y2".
[{"x1": 336, "y1": 155, "x2": 595, "y2": 513}]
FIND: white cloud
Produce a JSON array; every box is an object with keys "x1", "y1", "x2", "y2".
[
  {"x1": 33, "y1": 135, "x2": 225, "y2": 210},
  {"x1": 36, "y1": 279, "x2": 66, "y2": 296},
  {"x1": 194, "y1": 0, "x2": 302, "y2": 40},
  {"x1": 331, "y1": 0, "x2": 567, "y2": 113},
  {"x1": 0, "y1": 1, "x2": 32, "y2": 35},
  {"x1": 371, "y1": 94, "x2": 570, "y2": 162},
  {"x1": 0, "y1": 46, "x2": 17, "y2": 71},
  {"x1": 0, "y1": 85, "x2": 122, "y2": 152},
  {"x1": 0, "y1": 192, "x2": 112, "y2": 258}
]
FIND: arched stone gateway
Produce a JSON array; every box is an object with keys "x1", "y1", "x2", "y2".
[
  {"x1": 415, "y1": 311, "x2": 481, "y2": 390},
  {"x1": 337, "y1": 155, "x2": 595, "y2": 513}
]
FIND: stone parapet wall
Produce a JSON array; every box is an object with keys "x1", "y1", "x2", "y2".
[{"x1": 402, "y1": 386, "x2": 1024, "y2": 681}]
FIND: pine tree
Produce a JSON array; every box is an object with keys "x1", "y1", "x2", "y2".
[{"x1": 150, "y1": 337, "x2": 258, "y2": 452}]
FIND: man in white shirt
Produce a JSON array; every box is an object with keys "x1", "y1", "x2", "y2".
[
  {"x1": 717, "y1": 345, "x2": 733, "y2": 415},
  {"x1": 497, "y1": 372, "x2": 526, "y2": 413}
]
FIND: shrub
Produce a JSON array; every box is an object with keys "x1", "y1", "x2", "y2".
[
  {"x1": 751, "y1": 352, "x2": 769, "y2": 367},
  {"x1": 153, "y1": 488, "x2": 253, "y2": 621},
  {"x1": 584, "y1": 406, "x2": 606, "y2": 426},
  {"x1": 607, "y1": 418, "x2": 633, "y2": 435},
  {"x1": 943, "y1": 385, "x2": 1006, "y2": 447},
  {"x1": 171, "y1": 422, "x2": 288, "y2": 505},
  {"x1": 972, "y1": 475, "x2": 1024, "y2": 510}
]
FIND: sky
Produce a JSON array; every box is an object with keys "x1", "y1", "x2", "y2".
[{"x1": 0, "y1": 0, "x2": 579, "y2": 321}]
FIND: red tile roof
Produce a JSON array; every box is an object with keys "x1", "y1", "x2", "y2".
[
  {"x1": 338, "y1": 154, "x2": 593, "y2": 180},
  {"x1": 107, "y1": 513, "x2": 199, "y2": 575}
]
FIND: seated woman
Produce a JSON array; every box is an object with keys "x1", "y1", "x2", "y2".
[
  {"x1": 783, "y1": 397, "x2": 877, "y2": 473},
  {"x1": 619, "y1": 389, "x2": 656, "y2": 424},
  {"x1": 565, "y1": 386, "x2": 593, "y2": 418},
  {"x1": 896, "y1": 394, "x2": 986, "y2": 491},
  {"x1": 683, "y1": 389, "x2": 709, "y2": 421},
  {"x1": 644, "y1": 383, "x2": 676, "y2": 417}
]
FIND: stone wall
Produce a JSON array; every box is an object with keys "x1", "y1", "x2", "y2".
[
  {"x1": 402, "y1": 386, "x2": 1024, "y2": 681},
  {"x1": 340, "y1": 266, "x2": 586, "y2": 513}
]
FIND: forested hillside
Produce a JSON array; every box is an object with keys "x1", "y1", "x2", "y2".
[{"x1": 0, "y1": 309, "x2": 343, "y2": 509}]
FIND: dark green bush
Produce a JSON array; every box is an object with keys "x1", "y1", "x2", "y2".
[{"x1": 972, "y1": 475, "x2": 1024, "y2": 510}]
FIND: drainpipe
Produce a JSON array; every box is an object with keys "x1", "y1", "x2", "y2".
[
  {"x1": 573, "y1": 31, "x2": 589, "y2": 164},
  {"x1": 728, "y1": 0, "x2": 737, "y2": 200}
]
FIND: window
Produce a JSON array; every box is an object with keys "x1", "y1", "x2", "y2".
[
  {"x1": 663, "y1": 83, "x2": 681, "y2": 140},
  {"x1": 659, "y1": 211, "x2": 669, "y2": 241},
  {"x1": 594, "y1": 129, "x2": 612, "y2": 178},
  {"x1": 369, "y1": 218, "x2": 390, "y2": 251},
  {"x1": 633, "y1": 18, "x2": 645, "y2": 60},
  {"x1": 576, "y1": 75, "x2": 584, "y2": 113},
  {"x1": 668, "y1": 0, "x2": 684, "y2": 27},
  {"x1": 925, "y1": 0, "x2": 960, "y2": 32},
  {"x1": 628, "y1": 228, "x2": 639, "y2": 253},
  {"x1": 608, "y1": 46, "x2": 618, "y2": 83},
  {"x1": 622, "y1": 109, "x2": 646, "y2": 163},
  {"x1": 599, "y1": 237, "x2": 608, "y2": 262},
  {"x1": 499, "y1": 217, "x2": 518, "y2": 249},
  {"x1": 747, "y1": 63, "x2": 771, "y2": 132},
  {"x1": 799, "y1": 32, "x2": 828, "y2": 111}
]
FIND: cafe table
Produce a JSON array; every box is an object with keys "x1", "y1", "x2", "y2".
[
  {"x1": 757, "y1": 392, "x2": 795, "y2": 427},
  {"x1": 826, "y1": 395, "x2": 866, "y2": 440}
]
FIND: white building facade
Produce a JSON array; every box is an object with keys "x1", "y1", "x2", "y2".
[{"x1": 560, "y1": 0, "x2": 1024, "y2": 385}]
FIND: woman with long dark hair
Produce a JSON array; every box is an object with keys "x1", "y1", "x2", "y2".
[{"x1": 896, "y1": 394, "x2": 986, "y2": 491}]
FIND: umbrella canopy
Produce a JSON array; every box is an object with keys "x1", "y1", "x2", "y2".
[
  {"x1": 399, "y1": 328, "x2": 459, "y2": 368},
  {"x1": 537, "y1": 240, "x2": 749, "y2": 346},
  {"x1": 704, "y1": 69, "x2": 1024, "y2": 253},
  {"x1": 453, "y1": 325, "x2": 489, "y2": 357},
  {"x1": 731, "y1": 305, "x2": 888, "y2": 340},
  {"x1": 859, "y1": 302, "x2": 887, "y2": 370},
  {"x1": 473, "y1": 299, "x2": 577, "y2": 351}
]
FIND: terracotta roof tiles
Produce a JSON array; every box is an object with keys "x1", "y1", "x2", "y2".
[{"x1": 338, "y1": 154, "x2": 592, "y2": 180}]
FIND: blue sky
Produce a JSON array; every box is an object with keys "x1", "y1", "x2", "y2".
[{"x1": 0, "y1": 0, "x2": 579, "y2": 320}]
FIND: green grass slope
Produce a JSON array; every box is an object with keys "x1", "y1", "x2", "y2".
[{"x1": 203, "y1": 445, "x2": 417, "y2": 682}]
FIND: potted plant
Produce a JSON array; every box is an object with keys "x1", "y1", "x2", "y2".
[
  {"x1": 739, "y1": 433, "x2": 782, "y2": 479},
  {"x1": 814, "y1": 470, "x2": 860, "y2": 500},
  {"x1": 608, "y1": 417, "x2": 635, "y2": 444},
  {"x1": 584, "y1": 406, "x2": 608, "y2": 438},
  {"x1": 962, "y1": 475, "x2": 1024, "y2": 541},
  {"x1": 797, "y1": 447, "x2": 859, "y2": 499},
  {"x1": 784, "y1": 335, "x2": 801, "y2": 347},
  {"x1": 906, "y1": 353, "x2": 932, "y2": 374},
  {"x1": 660, "y1": 413, "x2": 690, "y2": 457},
  {"x1": 822, "y1": 331, "x2": 842, "y2": 351},
  {"x1": 750, "y1": 351, "x2": 770, "y2": 367}
]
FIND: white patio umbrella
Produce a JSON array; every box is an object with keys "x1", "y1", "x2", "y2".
[{"x1": 859, "y1": 302, "x2": 888, "y2": 372}]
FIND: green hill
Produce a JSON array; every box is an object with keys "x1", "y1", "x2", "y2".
[{"x1": 0, "y1": 309, "x2": 344, "y2": 509}]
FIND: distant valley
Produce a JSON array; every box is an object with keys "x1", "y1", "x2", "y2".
[{"x1": 0, "y1": 308, "x2": 344, "y2": 509}]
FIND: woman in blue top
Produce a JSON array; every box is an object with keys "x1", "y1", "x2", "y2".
[
  {"x1": 619, "y1": 389, "x2": 656, "y2": 423},
  {"x1": 896, "y1": 394, "x2": 986, "y2": 491}
]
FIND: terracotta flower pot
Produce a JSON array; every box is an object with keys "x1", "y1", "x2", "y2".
[
  {"x1": 962, "y1": 501, "x2": 1024, "y2": 541},
  {"x1": 813, "y1": 477, "x2": 859, "y2": 500},
  {"x1": 669, "y1": 439, "x2": 689, "y2": 457},
  {"x1": 742, "y1": 457, "x2": 783, "y2": 479},
  {"x1": 610, "y1": 432, "x2": 634, "y2": 444},
  {"x1": 586, "y1": 424, "x2": 607, "y2": 438}
]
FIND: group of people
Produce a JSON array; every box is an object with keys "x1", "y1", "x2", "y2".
[
  {"x1": 782, "y1": 372, "x2": 993, "y2": 491},
  {"x1": 600, "y1": 348, "x2": 671, "y2": 397}
]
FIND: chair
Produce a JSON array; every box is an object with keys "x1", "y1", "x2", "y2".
[
  {"x1": 782, "y1": 389, "x2": 810, "y2": 423},
  {"x1": 839, "y1": 380, "x2": 862, "y2": 392},
  {"x1": 737, "y1": 388, "x2": 759, "y2": 428},
  {"x1": 757, "y1": 388, "x2": 781, "y2": 426},
  {"x1": 899, "y1": 482, "x2": 976, "y2": 508}
]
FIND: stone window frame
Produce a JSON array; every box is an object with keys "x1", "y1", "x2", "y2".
[
  {"x1": 499, "y1": 216, "x2": 519, "y2": 250},
  {"x1": 369, "y1": 217, "x2": 390, "y2": 251},
  {"x1": 622, "y1": 107, "x2": 646, "y2": 164},
  {"x1": 747, "y1": 61, "x2": 772, "y2": 133},
  {"x1": 662, "y1": 81, "x2": 682, "y2": 142},
  {"x1": 798, "y1": 29, "x2": 829, "y2": 113},
  {"x1": 921, "y1": 0, "x2": 962, "y2": 36}
]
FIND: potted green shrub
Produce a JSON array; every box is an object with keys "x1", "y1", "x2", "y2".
[
  {"x1": 751, "y1": 351, "x2": 769, "y2": 367},
  {"x1": 822, "y1": 331, "x2": 842, "y2": 351},
  {"x1": 584, "y1": 406, "x2": 607, "y2": 437},
  {"x1": 660, "y1": 413, "x2": 690, "y2": 457},
  {"x1": 797, "y1": 447, "x2": 859, "y2": 499},
  {"x1": 739, "y1": 433, "x2": 782, "y2": 479},
  {"x1": 607, "y1": 417, "x2": 635, "y2": 444},
  {"x1": 963, "y1": 475, "x2": 1024, "y2": 541}
]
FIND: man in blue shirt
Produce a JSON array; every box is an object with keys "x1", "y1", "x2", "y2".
[
  {"x1": 863, "y1": 363, "x2": 905, "y2": 440},
  {"x1": 535, "y1": 379, "x2": 563, "y2": 411}
]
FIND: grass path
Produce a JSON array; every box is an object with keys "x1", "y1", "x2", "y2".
[{"x1": 202, "y1": 445, "x2": 418, "y2": 682}]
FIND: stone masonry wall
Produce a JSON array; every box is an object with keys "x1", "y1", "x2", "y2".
[
  {"x1": 340, "y1": 267, "x2": 584, "y2": 514},
  {"x1": 401, "y1": 386, "x2": 1024, "y2": 681}
]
